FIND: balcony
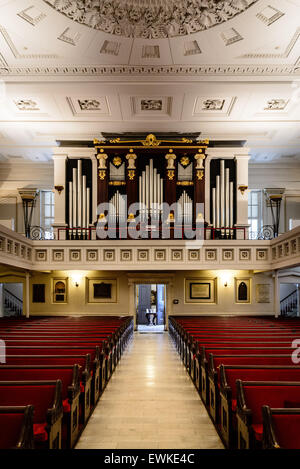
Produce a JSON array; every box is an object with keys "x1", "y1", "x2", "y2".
[{"x1": 0, "y1": 224, "x2": 299, "y2": 272}]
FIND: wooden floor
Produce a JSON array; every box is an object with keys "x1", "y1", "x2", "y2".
[{"x1": 75, "y1": 331, "x2": 224, "y2": 449}]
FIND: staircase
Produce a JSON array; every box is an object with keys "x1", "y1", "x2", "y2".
[
  {"x1": 280, "y1": 289, "x2": 298, "y2": 317},
  {"x1": 3, "y1": 288, "x2": 23, "y2": 316}
]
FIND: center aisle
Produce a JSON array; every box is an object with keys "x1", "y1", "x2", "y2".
[{"x1": 75, "y1": 331, "x2": 224, "y2": 449}]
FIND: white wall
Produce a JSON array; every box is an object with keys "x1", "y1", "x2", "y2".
[
  {"x1": 249, "y1": 164, "x2": 300, "y2": 234},
  {"x1": 0, "y1": 162, "x2": 54, "y2": 233}
]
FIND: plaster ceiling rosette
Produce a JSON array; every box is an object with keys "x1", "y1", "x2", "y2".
[{"x1": 43, "y1": 0, "x2": 259, "y2": 39}]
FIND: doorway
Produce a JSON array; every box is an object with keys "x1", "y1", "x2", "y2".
[
  {"x1": 0, "y1": 283, "x2": 23, "y2": 317},
  {"x1": 136, "y1": 284, "x2": 166, "y2": 332}
]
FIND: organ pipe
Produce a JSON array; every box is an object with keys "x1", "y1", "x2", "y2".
[
  {"x1": 139, "y1": 159, "x2": 164, "y2": 220},
  {"x1": 212, "y1": 159, "x2": 234, "y2": 239},
  {"x1": 68, "y1": 160, "x2": 90, "y2": 238},
  {"x1": 178, "y1": 191, "x2": 192, "y2": 224}
]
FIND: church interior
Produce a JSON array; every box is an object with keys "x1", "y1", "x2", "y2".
[{"x1": 0, "y1": 0, "x2": 300, "y2": 451}]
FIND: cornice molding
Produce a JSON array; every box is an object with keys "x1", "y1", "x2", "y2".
[{"x1": 0, "y1": 64, "x2": 299, "y2": 77}]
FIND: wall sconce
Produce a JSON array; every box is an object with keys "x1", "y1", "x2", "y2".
[
  {"x1": 54, "y1": 185, "x2": 64, "y2": 195},
  {"x1": 220, "y1": 271, "x2": 232, "y2": 288},
  {"x1": 71, "y1": 273, "x2": 82, "y2": 288},
  {"x1": 238, "y1": 185, "x2": 248, "y2": 196}
]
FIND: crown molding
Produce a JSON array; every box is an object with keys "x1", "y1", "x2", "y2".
[{"x1": 0, "y1": 64, "x2": 299, "y2": 78}]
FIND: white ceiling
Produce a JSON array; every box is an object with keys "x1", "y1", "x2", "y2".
[{"x1": 0, "y1": 0, "x2": 299, "y2": 164}]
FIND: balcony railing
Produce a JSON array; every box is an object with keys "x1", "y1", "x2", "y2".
[
  {"x1": 0, "y1": 223, "x2": 299, "y2": 271},
  {"x1": 57, "y1": 225, "x2": 247, "y2": 241}
]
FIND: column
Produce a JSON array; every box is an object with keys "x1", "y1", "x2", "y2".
[
  {"x1": 274, "y1": 270, "x2": 280, "y2": 318},
  {"x1": 165, "y1": 150, "x2": 177, "y2": 231},
  {"x1": 90, "y1": 155, "x2": 98, "y2": 239},
  {"x1": 52, "y1": 153, "x2": 68, "y2": 240},
  {"x1": 96, "y1": 149, "x2": 109, "y2": 233},
  {"x1": 194, "y1": 150, "x2": 206, "y2": 224},
  {"x1": 25, "y1": 272, "x2": 30, "y2": 319},
  {"x1": 126, "y1": 149, "x2": 138, "y2": 219}
]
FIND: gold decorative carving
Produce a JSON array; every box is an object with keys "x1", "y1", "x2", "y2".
[
  {"x1": 109, "y1": 181, "x2": 126, "y2": 186},
  {"x1": 176, "y1": 181, "x2": 194, "y2": 186},
  {"x1": 196, "y1": 169, "x2": 204, "y2": 181},
  {"x1": 167, "y1": 170, "x2": 175, "y2": 180},
  {"x1": 113, "y1": 156, "x2": 122, "y2": 167},
  {"x1": 128, "y1": 169, "x2": 135, "y2": 180},
  {"x1": 127, "y1": 213, "x2": 135, "y2": 221},
  {"x1": 166, "y1": 212, "x2": 175, "y2": 223},
  {"x1": 180, "y1": 156, "x2": 190, "y2": 166},
  {"x1": 99, "y1": 169, "x2": 106, "y2": 180},
  {"x1": 98, "y1": 134, "x2": 209, "y2": 148},
  {"x1": 142, "y1": 134, "x2": 161, "y2": 146}
]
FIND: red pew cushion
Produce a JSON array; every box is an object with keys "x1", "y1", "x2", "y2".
[{"x1": 33, "y1": 423, "x2": 48, "y2": 442}]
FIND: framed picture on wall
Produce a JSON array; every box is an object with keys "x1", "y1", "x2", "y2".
[
  {"x1": 185, "y1": 278, "x2": 216, "y2": 304},
  {"x1": 235, "y1": 278, "x2": 251, "y2": 303},
  {"x1": 52, "y1": 278, "x2": 68, "y2": 304},
  {"x1": 190, "y1": 282, "x2": 211, "y2": 300},
  {"x1": 87, "y1": 278, "x2": 117, "y2": 303}
]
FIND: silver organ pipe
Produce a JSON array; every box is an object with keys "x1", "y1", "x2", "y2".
[
  {"x1": 77, "y1": 160, "x2": 82, "y2": 235},
  {"x1": 109, "y1": 190, "x2": 126, "y2": 223},
  {"x1": 82, "y1": 175, "x2": 86, "y2": 235},
  {"x1": 225, "y1": 167, "x2": 230, "y2": 237},
  {"x1": 220, "y1": 159, "x2": 225, "y2": 236},
  {"x1": 212, "y1": 187, "x2": 216, "y2": 229},
  {"x1": 68, "y1": 160, "x2": 90, "y2": 238},
  {"x1": 212, "y1": 159, "x2": 234, "y2": 239},
  {"x1": 72, "y1": 167, "x2": 77, "y2": 237},
  {"x1": 178, "y1": 191, "x2": 192, "y2": 224},
  {"x1": 69, "y1": 181, "x2": 73, "y2": 230},
  {"x1": 139, "y1": 159, "x2": 164, "y2": 220},
  {"x1": 229, "y1": 181, "x2": 233, "y2": 237},
  {"x1": 216, "y1": 175, "x2": 220, "y2": 229}
]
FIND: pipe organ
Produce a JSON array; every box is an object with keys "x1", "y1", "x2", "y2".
[
  {"x1": 53, "y1": 134, "x2": 249, "y2": 241},
  {"x1": 93, "y1": 133, "x2": 208, "y2": 239}
]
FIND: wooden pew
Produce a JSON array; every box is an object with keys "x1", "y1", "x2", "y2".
[
  {"x1": 0, "y1": 365, "x2": 81, "y2": 448},
  {"x1": 197, "y1": 345, "x2": 293, "y2": 401},
  {"x1": 0, "y1": 380, "x2": 63, "y2": 449},
  {"x1": 5, "y1": 355, "x2": 92, "y2": 425},
  {"x1": 0, "y1": 405, "x2": 34, "y2": 449},
  {"x1": 6, "y1": 345, "x2": 103, "y2": 399},
  {"x1": 262, "y1": 406, "x2": 300, "y2": 449},
  {"x1": 236, "y1": 381, "x2": 300, "y2": 449},
  {"x1": 220, "y1": 367, "x2": 300, "y2": 448},
  {"x1": 208, "y1": 354, "x2": 294, "y2": 424},
  {"x1": 3, "y1": 338, "x2": 113, "y2": 384}
]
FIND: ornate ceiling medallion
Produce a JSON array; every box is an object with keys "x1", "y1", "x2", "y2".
[{"x1": 43, "y1": 0, "x2": 258, "y2": 39}]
